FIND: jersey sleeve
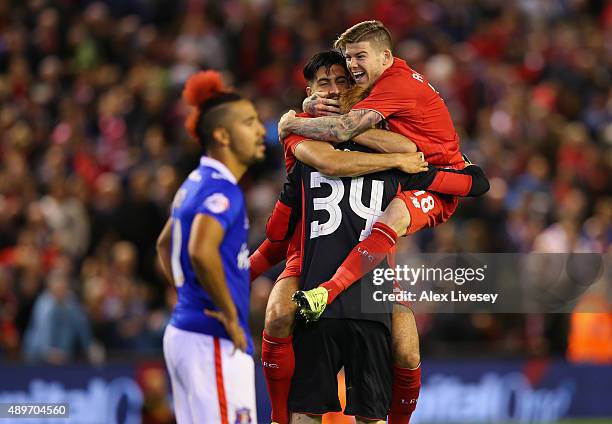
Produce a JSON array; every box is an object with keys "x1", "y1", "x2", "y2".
[
  {"x1": 279, "y1": 163, "x2": 302, "y2": 209},
  {"x1": 266, "y1": 164, "x2": 302, "y2": 241},
  {"x1": 283, "y1": 132, "x2": 308, "y2": 160},
  {"x1": 195, "y1": 182, "x2": 243, "y2": 231},
  {"x1": 351, "y1": 71, "x2": 417, "y2": 119}
]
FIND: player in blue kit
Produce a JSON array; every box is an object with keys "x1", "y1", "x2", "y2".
[{"x1": 156, "y1": 70, "x2": 266, "y2": 424}]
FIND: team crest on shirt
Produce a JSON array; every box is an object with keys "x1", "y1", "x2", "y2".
[
  {"x1": 234, "y1": 407, "x2": 251, "y2": 423},
  {"x1": 204, "y1": 193, "x2": 230, "y2": 213}
]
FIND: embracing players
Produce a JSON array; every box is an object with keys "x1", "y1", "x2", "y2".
[
  {"x1": 280, "y1": 21, "x2": 472, "y2": 313},
  {"x1": 258, "y1": 47, "x2": 488, "y2": 423},
  {"x1": 274, "y1": 20, "x2": 485, "y2": 424},
  {"x1": 156, "y1": 71, "x2": 265, "y2": 423}
]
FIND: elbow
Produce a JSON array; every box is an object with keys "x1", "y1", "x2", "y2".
[{"x1": 405, "y1": 143, "x2": 418, "y2": 153}]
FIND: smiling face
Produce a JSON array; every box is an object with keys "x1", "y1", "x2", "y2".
[
  {"x1": 344, "y1": 40, "x2": 392, "y2": 89},
  {"x1": 306, "y1": 64, "x2": 351, "y2": 99}
]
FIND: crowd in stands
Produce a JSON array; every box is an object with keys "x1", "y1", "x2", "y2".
[{"x1": 0, "y1": 0, "x2": 610, "y2": 364}]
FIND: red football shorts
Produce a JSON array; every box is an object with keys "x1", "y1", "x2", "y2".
[
  {"x1": 276, "y1": 219, "x2": 302, "y2": 283},
  {"x1": 395, "y1": 190, "x2": 458, "y2": 235}
]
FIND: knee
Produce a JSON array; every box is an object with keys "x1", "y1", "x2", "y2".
[
  {"x1": 394, "y1": 350, "x2": 421, "y2": 369},
  {"x1": 379, "y1": 201, "x2": 411, "y2": 236},
  {"x1": 264, "y1": 298, "x2": 297, "y2": 337}
]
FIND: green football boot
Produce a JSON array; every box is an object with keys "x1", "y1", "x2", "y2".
[{"x1": 292, "y1": 287, "x2": 329, "y2": 322}]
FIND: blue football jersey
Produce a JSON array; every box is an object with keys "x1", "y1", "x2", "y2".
[{"x1": 168, "y1": 156, "x2": 252, "y2": 354}]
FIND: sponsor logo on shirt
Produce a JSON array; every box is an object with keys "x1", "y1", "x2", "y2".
[
  {"x1": 204, "y1": 193, "x2": 230, "y2": 214},
  {"x1": 237, "y1": 243, "x2": 249, "y2": 270}
]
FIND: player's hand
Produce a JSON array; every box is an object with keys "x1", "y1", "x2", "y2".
[
  {"x1": 278, "y1": 109, "x2": 297, "y2": 141},
  {"x1": 204, "y1": 309, "x2": 248, "y2": 353},
  {"x1": 395, "y1": 152, "x2": 428, "y2": 174},
  {"x1": 302, "y1": 91, "x2": 341, "y2": 116}
]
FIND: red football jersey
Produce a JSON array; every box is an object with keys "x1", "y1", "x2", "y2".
[
  {"x1": 282, "y1": 112, "x2": 313, "y2": 171},
  {"x1": 353, "y1": 58, "x2": 464, "y2": 168}
]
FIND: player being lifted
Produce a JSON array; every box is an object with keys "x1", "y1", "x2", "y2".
[
  {"x1": 156, "y1": 71, "x2": 265, "y2": 423},
  {"x1": 256, "y1": 51, "x2": 488, "y2": 423}
]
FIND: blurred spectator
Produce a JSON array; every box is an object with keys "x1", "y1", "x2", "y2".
[{"x1": 23, "y1": 271, "x2": 95, "y2": 364}]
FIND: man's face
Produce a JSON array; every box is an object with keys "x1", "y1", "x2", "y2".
[
  {"x1": 344, "y1": 41, "x2": 389, "y2": 88},
  {"x1": 226, "y1": 100, "x2": 266, "y2": 165},
  {"x1": 307, "y1": 64, "x2": 350, "y2": 99}
]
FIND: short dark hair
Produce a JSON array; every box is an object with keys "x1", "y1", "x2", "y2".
[
  {"x1": 302, "y1": 50, "x2": 349, "y2": 83},
  {"x1": 334, "y1": 20, "x2": 393, "y2": 52},
  {"x1": 195, "y1": 92, "x2": 242, "y2": 149}
]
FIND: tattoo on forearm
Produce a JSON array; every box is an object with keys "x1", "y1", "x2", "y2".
[{"x1": 292, "y1": 109, "x2": 382, "y2": 142}]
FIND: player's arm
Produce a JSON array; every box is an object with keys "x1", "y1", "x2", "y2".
[
  {"x1": 278, "y1": 108, "x2": 382, "y2": 143},
  {"x1": 250, "y1": 166, "x2": 303, "y2": 280},
  {"x1": 188, "y1": 214, "x2": 247, "y2": 352},
  {"x1": 352, "y1": 129, "x2": 417, "y2": 153},
  {"x1": 156, "y1": 218, "x2": 174, "y2": 286},
  {"x1": 294, "y1": 140, "x2": 427, "y2": 177}
]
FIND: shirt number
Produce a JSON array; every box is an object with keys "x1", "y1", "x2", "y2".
[
  {"x1": 411, "y1": 190, "x2": 435, "y2": 213},
  {"x1": 171, "y1": 218, "x2": 185, "y2": 287},
  {"x1": 310, "y1": 172, "x2": 384, "y2": 241}
]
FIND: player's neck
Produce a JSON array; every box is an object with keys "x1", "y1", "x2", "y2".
[
  {"x1": 207, "y1": 150, "x2": 247, "y2": 182},
  {"x1": 382, "y1": 56, "x2": 394, "y2": 72}
]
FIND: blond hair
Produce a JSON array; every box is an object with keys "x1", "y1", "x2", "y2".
[{"x1": 334, "y1": 20, "x2": 393, "y2": 52}]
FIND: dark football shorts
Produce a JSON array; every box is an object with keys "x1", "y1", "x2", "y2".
[{"x1": 288, "y1": 318, "x2": 392, "y2": 420}]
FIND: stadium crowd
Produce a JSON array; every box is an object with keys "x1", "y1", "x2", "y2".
[{"x1": 0, "y1": 0, "x2": 610, "y2": 366}]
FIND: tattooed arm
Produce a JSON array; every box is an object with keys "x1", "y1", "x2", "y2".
[{"x1": 278, "y1": 109, "x2": 383, "y2": 143}]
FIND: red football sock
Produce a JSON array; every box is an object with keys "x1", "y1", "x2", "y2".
[
  {"x1": 261, "y1": 332, "x2": 295, "y2": 424},
  {"x1": 428, "y1": 170, "x2": 472, "y2": 196},
  {"x1": 249, "y1": 238, "x2": 289, "y2": 281},
  {"x1": 320, "y1": 222, "x2": 397, "y2": 304},
  {"x1": 389, "y1": 364, "x2": 421, "y2": 424}
]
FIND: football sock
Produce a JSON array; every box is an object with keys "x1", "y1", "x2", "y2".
[
  {"x1": 428, "y1": 170, "x2": 472, "y2": 196},
  {"x1": 249, "y1": 239, "x2": 288, "y2": 281},
  {"x1": 320, "y1": 222, "x2": 397, "y2": 304},
  {"x1": 261, "y1": 332, "x2": 294, "y2": 424},
  {"x1": 389, "y1": 364, "x2": 421, "y2": 424}
]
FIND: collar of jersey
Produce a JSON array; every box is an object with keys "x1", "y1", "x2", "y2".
[{"x1": 199, "y1": 156, "x2": 237, "y2": 184}]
